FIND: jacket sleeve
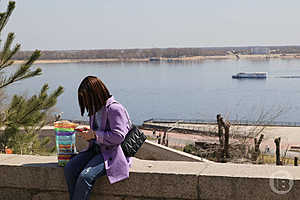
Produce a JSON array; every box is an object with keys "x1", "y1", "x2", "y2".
[{"x1": 95, "y1": 103, "x2": 129, "y2": 146}]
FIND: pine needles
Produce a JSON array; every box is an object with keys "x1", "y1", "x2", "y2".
[{"x1": 0, "y1": 1, "x2": 64, "y2": 154}]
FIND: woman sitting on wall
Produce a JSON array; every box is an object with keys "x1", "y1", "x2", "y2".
[{"x1": 64, "y1": 76, "x2": 132, "y2": 200}]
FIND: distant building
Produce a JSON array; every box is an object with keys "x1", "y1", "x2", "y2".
[{"x1": 251, "y1": 47, "x2": 270, "y2": 55}]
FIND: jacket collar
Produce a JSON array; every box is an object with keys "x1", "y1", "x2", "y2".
[
  {"x1": 89, "y1": 96, "x2": 115, "y2": 130},
  {"x1": 105, "y1": 96, "x2": 116, "y2": 108},
  {"x1": 98, "y1": 96, "x2": 116, "y2": 130}
]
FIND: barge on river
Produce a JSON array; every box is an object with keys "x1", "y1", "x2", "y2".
[{"x1": 232, "y1": 72, "x2": 267, "y2": 79}]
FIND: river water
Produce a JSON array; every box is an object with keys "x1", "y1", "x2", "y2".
[{"x1": 6, "y1": 59, "x2": 300, "y2": 125}]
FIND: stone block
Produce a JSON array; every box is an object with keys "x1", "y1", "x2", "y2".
[
  {"x1": 0, "y1": 165, "x2": 67, "y2": 191},
  {"x1": 198, "y1": 175, "x2": 300, "y2": 200},
  {"x1": 198, "y1": 176, "x2": 234, "y2": 200},
  {"x1": 90, "y1": 194, "x2": 125, "y2": 200},
  {"x1": 0, "y1": 188, "x2": 32, "y2": 200},
  {"x1": 233, "y1": 176, "x2": 300, "y2": 200},
  {"x1": 93, "y1": 172, "x2": 198, "y2": 200},
  {"x1": 32, "y1": 192, "x2": 69, "y2": 200}
]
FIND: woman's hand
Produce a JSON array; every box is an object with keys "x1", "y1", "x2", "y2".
[{"x1": 79, "y1": 129, "x2": 96, "y2": 141}]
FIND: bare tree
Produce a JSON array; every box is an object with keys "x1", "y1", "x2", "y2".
[
  {"x1": 251, "y1": 134, "x2": 264, "y2": 161},
  {"x1": 216, "y1": 114, "x2": 224, "y2": 146},
  {"x1": 216, "y1": 114, "x2": 231, "y2": 161},
  {"x1": 274, "y1": 137, "x2": 282, "y2": 165}
]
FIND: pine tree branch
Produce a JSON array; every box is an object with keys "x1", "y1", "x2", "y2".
[
  {"x1": 41, "y1": 86, "x2": 64, "y2": 109},
  {"x1": 14, "y1": 100, "x2": 44, "y2": 125},
  {"x1": 0, "y1": 68, "x2": 42, "y2": 89},
  {"x1": 23, "y1": 49, "x2": 41, "y2": 66},
  {"x1": 0, "y1": 50, "x2": 42, "y2": 89},
  {"x1": 0, "y1": 43, "x2": 20, "y2": 69},
  {"x1": 0, "y1": 1, "x2": 15, "y2": 33},
  {"x1": 13, "y1": 85, "x2": 63, "y2": 126},
  {"x1": 1, "y1": 32, "x2": 14, "y2": 61},
  {"x1": 0, "y1": 60, "x2": 14, "y2": 70},
  {"x1": 0, "y1": 1, "x2": 65, "y2": 154}
]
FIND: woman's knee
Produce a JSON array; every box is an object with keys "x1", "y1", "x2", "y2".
[{"x1": 77, "y1": 167, "x2": 94, "y2": 184}]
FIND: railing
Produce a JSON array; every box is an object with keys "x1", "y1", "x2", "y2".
[
  {"x1": 143, "y1": 119, "x2": 218, "y2": 135},
  {"x1": 145, "y1": 118, "x2": 300, "y2": 127}
]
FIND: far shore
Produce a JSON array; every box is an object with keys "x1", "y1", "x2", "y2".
[{"x1": 12, "y1": 53, "x2": 300, "y2": 64}]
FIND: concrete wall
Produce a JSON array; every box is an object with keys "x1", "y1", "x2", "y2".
[
  {"x1": 0, "y1": 154, "x2": 300, "y2": 200},
  {"x1": 136, "y1": 140, "x2": 209, "y2": 162}
]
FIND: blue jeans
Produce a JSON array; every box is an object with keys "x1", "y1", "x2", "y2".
[{"x1": 64, "y1": 147, "x2": 106, "y2": 200}]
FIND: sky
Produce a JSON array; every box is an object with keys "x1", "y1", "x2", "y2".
[{"x1": 1, "y1": 0, "x2": 300, "y2": 50}]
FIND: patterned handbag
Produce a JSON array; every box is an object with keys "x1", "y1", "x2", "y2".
[
  {"x1": 120, "y1": 108, "x2": 147, "y2": 157},
  {"x1": 106, "y1": 103, "x2": 147, "y2": 157},
  {"x1": 121, "y1": 124, "x2": 147, "y2": 157}
]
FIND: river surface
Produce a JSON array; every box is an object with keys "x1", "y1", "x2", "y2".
[{"x1": 6, "y1": 59, "x2": 300, "y2": 125}]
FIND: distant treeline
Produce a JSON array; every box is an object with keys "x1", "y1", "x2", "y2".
[{"x1": 13, "y1": 46, "x2": 300, "y2": 60}]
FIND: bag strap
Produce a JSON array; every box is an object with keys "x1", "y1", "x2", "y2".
[
  {"x1": 107, "y1": 102, "x2": 132, "y2": 129},
  {"x1": 123, "y1": 108, "x2": 133, "y2": 127}
]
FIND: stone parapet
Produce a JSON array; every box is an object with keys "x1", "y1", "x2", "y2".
[{"x1": 0, "y1": 154, "x2": 300, "y2": 200}]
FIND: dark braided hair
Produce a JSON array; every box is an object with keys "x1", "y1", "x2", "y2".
[{"x1": 78, "y1": 76, "x2": 111, "y2": 116}]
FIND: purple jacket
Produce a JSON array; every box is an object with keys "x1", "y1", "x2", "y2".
[{"x1": 89, "y1": 96, "x2": 131, "y2": 184}]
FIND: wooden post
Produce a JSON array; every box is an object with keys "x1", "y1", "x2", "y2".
[
  {"x1": 294, "y1": 157, "x2": 298, "y2": 166},
  {"x1": 255, "y1": 134, "x2": 264, "y2": 152},
  {"x1": 253, "y1": 134, "x2": 264, "y2": 160},
  {"x1": 166, "y1": 134, "x2": 169, "y2": 147},
  {"x1": 223, "y1": 121, "x2": 230, "y2": 158},
  {"x1": 157, "y1": 132, "x2": 161, "y2": 144},
  {"x1": 219, "y1": 115, "x2": 231, "y2": 159},
  {"x1": 152, "y1": 130, "x2": 156, "y2": 135},
  {"x1": 274, "y1": 137, "x2": 282, "y2": 165},
  {"x1": 162, "y1": 130, "x2": 167, "y2": 145},
  {"x1": 216, "y1": 114, "x2": 224, "y2": 146}
]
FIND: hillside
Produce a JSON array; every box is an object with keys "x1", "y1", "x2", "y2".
[{"x1": 12, "y1": 46, "x2": 300, "y2": 61}]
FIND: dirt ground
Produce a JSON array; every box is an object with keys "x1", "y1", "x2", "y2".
[{"x1": 141, "y1": 125, "x2": 300, "y2": 158}]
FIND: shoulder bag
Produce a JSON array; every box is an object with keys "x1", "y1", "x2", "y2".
[
  {"x1": 121, "y1": 123, "x2": 147, "y2": 157},
  {"x1": 121, "y1": 109, "x2": 147, "y2": 157},
  {"x1": 107, "y1": 103, "x2": 147, "y2": 157}
]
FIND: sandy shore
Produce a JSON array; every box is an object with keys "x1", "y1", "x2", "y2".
[{"x1": 12, "y1": 53, "x2": 300, "y2": 64}]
